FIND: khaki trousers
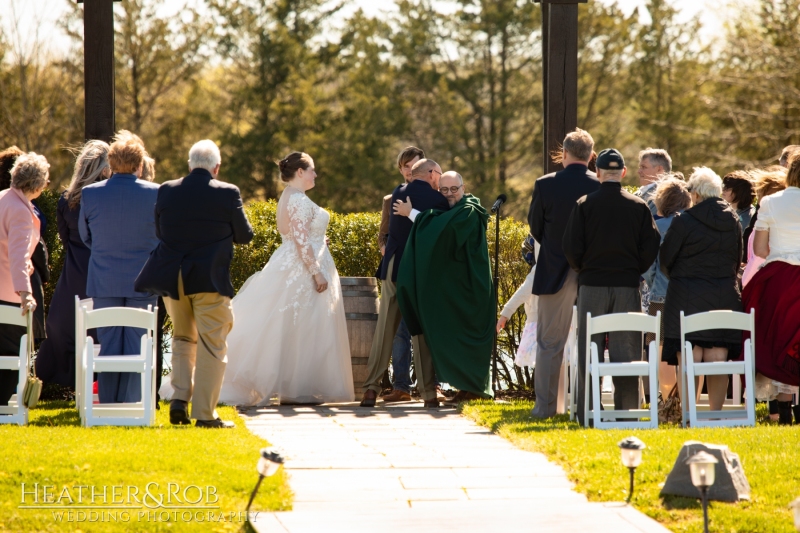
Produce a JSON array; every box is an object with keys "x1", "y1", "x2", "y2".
[
  {"x1": 164, "y1": 274, "x2": 233, "y2": 421},
  {"x1": 363, "y1": 257, "x2": 437, "y2": 401}
]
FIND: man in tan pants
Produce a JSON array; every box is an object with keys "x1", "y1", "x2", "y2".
[
  {"x1": 135, "y1": 140, "x2": 253, "y2": 428},
  {"x1": 360, "y1": 159, "x2": 450, "y2": 408},
  {"x1": 164, "y1": 276, "x2": 233, "y2": 422}
]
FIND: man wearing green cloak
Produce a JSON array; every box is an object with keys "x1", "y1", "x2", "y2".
[{"x1": 394, "y1": 172, "x2": 495, "y2": 401}]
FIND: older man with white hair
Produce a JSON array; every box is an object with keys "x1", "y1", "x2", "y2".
[{"x1": 136, "y1": 139, "x2": 253, "y2": 428}]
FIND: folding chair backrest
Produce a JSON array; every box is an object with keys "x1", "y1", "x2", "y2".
[
  {"x1": 0, "y1": 305, "x2": 28, "y2": 328},
  {"x1": 681, "y1": 309, "x2": 755, "y2": 335},
  {"x1": 588, "y1": 312, "x2": 658, "y2": 336},
  {"x1": 84, "y1": 307, "x2": 155, "y2": 331}
]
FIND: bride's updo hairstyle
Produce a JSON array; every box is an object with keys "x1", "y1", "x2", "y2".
[{"x1": 278, "y1": 152, "x2": 312, "y2": 182}]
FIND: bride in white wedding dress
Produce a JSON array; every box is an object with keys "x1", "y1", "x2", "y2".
[{"x1": 218, "y1": 152, "x2": 354, "y2": 405}]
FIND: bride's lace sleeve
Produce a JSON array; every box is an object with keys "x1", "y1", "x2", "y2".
[{"x1": 286, "y1": 193, "x2": 322, "y2": 276}]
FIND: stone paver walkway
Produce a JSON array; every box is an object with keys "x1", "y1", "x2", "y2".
[{"x1": 243, "y1": 402, "x2": 669, "y2": 533}]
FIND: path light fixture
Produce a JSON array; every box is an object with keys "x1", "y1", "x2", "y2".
[
  {"x1": 246, "y1": 448, "x2": 285, "y2": 522},
  {"x1": 789, "y1": 497, "x2": 800, "y2": 532},
  {"x1": 686, "y1": 451, "x2": 718, "y2": 533},
  {"x1": 618, "y1": 436, "x2": 645, "y2": 503}
]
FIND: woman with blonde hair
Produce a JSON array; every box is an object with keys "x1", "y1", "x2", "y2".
[{"x1": 35, "y1": 141, "x2": 111, "y2": 388}]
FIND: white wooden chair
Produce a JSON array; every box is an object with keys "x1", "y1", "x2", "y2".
[
  {"x1": 78, "y1": 304, "x2": 158, "y2": 427},
  {"x1": 680, "y1": 309, "x2": 756, "y2": 428},
  {"x1": 0, "y1": 308, "x2": 32, "y2": 425},
  {"x1": 565, "y1": 306, "x2": 578, "y2": 420},
  {"x1": 584, "y1": 312, "x2": 660, "y2": 429}
]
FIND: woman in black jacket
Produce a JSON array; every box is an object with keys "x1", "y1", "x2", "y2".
[{"x1": 660, "y1": 167, "x2": 743, "y2": 411}]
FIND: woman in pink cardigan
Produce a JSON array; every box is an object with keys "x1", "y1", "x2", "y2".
[{"x1": 0, "y1": 152, "x2": 49, "y2": 405}]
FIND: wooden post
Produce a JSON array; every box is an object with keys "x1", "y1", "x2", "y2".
[
  {"x1": 537, "y1": 0, "x2": 586, "y2": 175},
  {"x1": 79, "y1": 0, "x2": 119, "y2": 142}
]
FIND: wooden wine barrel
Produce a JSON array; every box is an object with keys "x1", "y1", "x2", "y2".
[{"x1": 341, "y1": 277, "x2": 379, "y2": 396}]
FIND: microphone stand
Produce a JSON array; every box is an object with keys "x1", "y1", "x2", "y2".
[{"x1": 492, "y1": 204, "x2": 501, "y2": 393}]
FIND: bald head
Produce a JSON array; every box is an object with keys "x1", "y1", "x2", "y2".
[
  {"x1": 439, "y1": 171, "x2": 464, "y2": 207},
  {"x1": 411, "y1": 158, "x2": 442, "y2": 188}
]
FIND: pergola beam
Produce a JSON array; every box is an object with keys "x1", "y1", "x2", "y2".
[
  {"x1": 536, "y1": 0, "x2": 586, "y2": 174},
  {"x1": 78, "y1": 0, "x2": 120, "y2": 142}
]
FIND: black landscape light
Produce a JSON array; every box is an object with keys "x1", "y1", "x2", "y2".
[
  {"x1": 686, "y1": 451, "x2": 718, "y2": 533},
  {"x1": 246, "y1": 448, "x2": 285, "y2": 522},
  {"x1": 617, "y1": 436, "x2": 645, "y2": 503}
]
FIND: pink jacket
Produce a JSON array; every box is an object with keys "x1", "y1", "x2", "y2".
[{"x1": 0, "y1": 188, "x2": 41, "y2": 303}]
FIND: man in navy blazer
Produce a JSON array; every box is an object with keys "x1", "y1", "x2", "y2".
[
  {"x1": 135, "y1": 140, "x2": 253, "y2": 428},
  {"x1": 527, "y1": 128, "x2": 599, "y2": 418},
  {"x1": 360, "y1": 159, "x2": 450, "y2": 408},
  {"x1": 80, "y1": 137, "x2": 160, "y2": 404}
]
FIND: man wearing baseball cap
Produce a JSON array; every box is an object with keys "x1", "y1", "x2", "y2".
[{"x1": 562, "y1": 148, "x2": 661, "y2": 426}]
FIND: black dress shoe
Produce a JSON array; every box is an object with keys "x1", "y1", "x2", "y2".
[
  {"x1": 170, "y1": 400, "x2": 191, "y2": 425},
  {"x1": 424, "y1": 399, "x2": 440, "y2": 408},
  {"x1": 195, "y1": 418, "x2": 235, "y2": 429}
]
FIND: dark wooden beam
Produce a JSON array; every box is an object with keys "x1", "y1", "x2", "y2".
[
  {"x1": 543, "y1": 3, "x2": 579, "y2": 175},
  {"x1": 81, "y1": 0, "x2": 118, "y2": 142},
  {"x1": 541, "y1": 1, "x2": 550, "y2": 172}
]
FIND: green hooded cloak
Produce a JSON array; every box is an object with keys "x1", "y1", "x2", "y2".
[{"x1": 396, "y1": 194, "x2": 494, "y2": 398}]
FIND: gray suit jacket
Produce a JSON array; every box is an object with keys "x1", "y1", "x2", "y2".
[{"x1": 79, "y1": 173, "x2": 160, "y2": 298}]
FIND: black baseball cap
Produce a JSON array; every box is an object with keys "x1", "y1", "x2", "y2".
[{"x1": 596, "y1": 149, "x2": 625, "y2": 170}]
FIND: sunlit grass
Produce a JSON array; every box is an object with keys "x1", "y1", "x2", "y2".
[
  {"x1": 0, "y1": 400, "x2": 291, "y2": 532},
  {"x1": 463, "y1": 400, "x2": 797, "y2": 533}
]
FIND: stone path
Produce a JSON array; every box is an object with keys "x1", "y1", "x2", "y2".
[{"x1": 243, "y1": 402, "x2": 669, "y2": 533}]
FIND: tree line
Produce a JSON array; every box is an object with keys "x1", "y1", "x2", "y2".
[{"x1": 1, "y1": 0, "x2": 798, "y2": 220}]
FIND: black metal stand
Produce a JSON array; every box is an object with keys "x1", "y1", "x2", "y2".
[
  {"x1": 627, "y1": 467, "x2": 635, "y2": 503},
  {"x1": 246, "y1": 474, "x2": 264, "y2": 517},
  {"x1": 492, "y1": 206, "x2": 501, "y2": 392},
  {"x1": 700, "y1": 486, "x2": 710, "y2": 533}
]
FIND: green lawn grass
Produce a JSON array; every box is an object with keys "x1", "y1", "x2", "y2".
[
  {"x1": 463, "y1": 400, "x2": 799, "y2": 533},
  {"x1": 0, "y1": 401, "x2": 291, "y2": 532}
]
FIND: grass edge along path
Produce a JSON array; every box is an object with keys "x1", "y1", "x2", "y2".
[
  {"x1": 0, "y1": 400, "x2": 291, "y2": 532},
  {"x1": 462, "y1": 400, "x2": 799, "y2": 533}
]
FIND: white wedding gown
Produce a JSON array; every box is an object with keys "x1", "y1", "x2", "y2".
[{"x1": 218, "y1": 188, "x2": 354, "y2": 405}]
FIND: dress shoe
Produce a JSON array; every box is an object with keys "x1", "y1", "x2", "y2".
[
  {"x1": 436, "y1": 387, "x2": 447, "y2": 403},
  {"x1": 360, "y1": 389, "x2": 377, "y2": 407},
  {"x1": 444, "y1": 390, "x2": 481, "y2": 405},
  {"x1": 424, "y1": 399, "x2": 440, "y2": 408},
  {"x1": 169, "y1": 400, "x2": 191, "y2": 425},
  {"x1": 381, "y1": 389, "x2": 411, "y2": 403},
  {"x1": 195, "y1": 418, "x2": 235, "y2": 429}
]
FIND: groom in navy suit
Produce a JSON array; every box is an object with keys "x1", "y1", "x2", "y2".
[
  {"x1": 80, "y1": 137, "x2": 160, "y2": 404},
  {"x1": 361, "y1": 159, "x2": 450, "y2": 408}
]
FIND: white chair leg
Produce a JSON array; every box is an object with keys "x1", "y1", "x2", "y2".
[
  {"x1": 591, "y1": 344, "x2": 603, "y2": 430},
  {"x1": 648, "y1": 342, "x2": 659, "y2": 428}
]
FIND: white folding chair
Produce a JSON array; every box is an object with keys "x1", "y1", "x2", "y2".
[
  {"x1": 584, "y1": 312, "x2": 660, "y2": 429},
  {"x1": 0, "y1": 308, "x2": 32, "y2": 425},
  {"x1": 566, "y1": 306, "x2": 578, "y2": 420},
  {"x1": 78, "y1": 305, "x2": 158, "y2": 427},
  {"x1": 680, "y1": 309, "x2": 756, "y2": 428},
  {"x1": 74, "y1": 296, "x2": 100, "y2": 415}
]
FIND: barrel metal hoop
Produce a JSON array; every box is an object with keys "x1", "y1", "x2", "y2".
[
  {"x1": 340, "y1": 277, "x2": 378, "y2": 286},
  {"x1": 341, "y1": 290, "x2": 379, "y2": 297},
  {"x1": 345, "y1": 313, "x2": 379, "y2": 320}
]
